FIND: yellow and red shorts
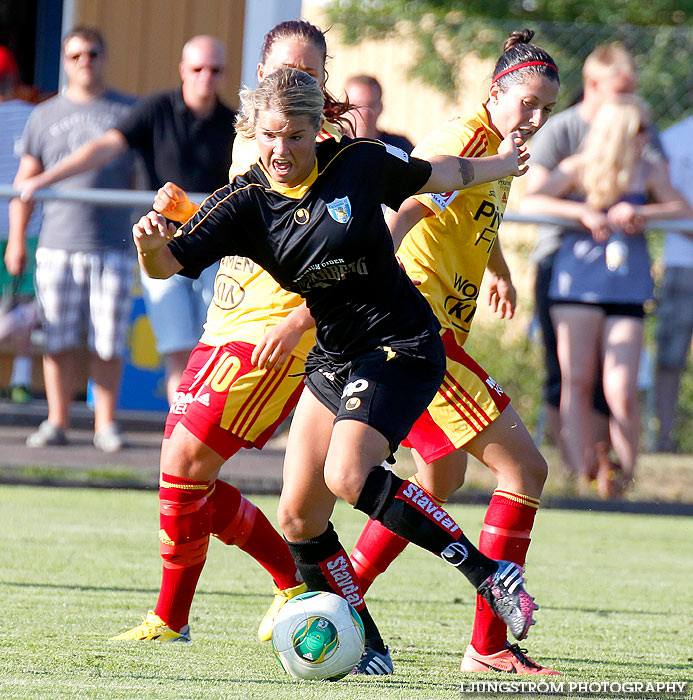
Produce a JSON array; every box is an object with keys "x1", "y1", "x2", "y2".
[
  {"x1": 164, "y1": 341, "x2": 305, "y2": 459},
  {"x1": 403, "y1": 330, "x2": 510, "y2": 463}
]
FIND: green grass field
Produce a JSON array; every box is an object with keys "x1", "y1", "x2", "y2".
[{"x1": 1, "y1": 486, "x2": 691, "y2": 700}]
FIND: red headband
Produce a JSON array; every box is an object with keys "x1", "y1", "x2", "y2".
[{"x1": 492, "y1": 60, "x2": 558, "y2": 84}]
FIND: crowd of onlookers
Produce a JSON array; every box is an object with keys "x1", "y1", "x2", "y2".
[{"x1": 0, "y1": 27, "x2": 691, "y2": 499}]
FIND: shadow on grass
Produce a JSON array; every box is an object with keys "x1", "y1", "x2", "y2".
[
  {"x1": 61, "y1": 669, "x2": 459, "y2": 692},
  {"x1": 2, "y1": 581, "x2": 674, "y2": 619},
  {"x1": 0, "y1": 579, "x2": 283, "y2": 601},
  {"x1": 397, "y1": 647, "x2": 690, "y2": 673}
]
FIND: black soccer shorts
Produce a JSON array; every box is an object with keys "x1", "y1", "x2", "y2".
[{"x1": 304, "y1": 338, "x2": 446, "y2": 457}]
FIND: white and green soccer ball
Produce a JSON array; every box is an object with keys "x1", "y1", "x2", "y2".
[{"x1": 271, "y1": 591, "x2": 365, "y2": 680}]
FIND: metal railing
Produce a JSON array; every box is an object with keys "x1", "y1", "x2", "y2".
[
  {"x1": 0, "y1": 185, "x2": 210, "y2": 208},
  {"x1": 0, "y1": 184, "x2": 691, "y2": 232}
]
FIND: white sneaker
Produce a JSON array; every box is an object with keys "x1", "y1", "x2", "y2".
[
  {"x1": 26, "y1": 420, "x2": 67, "y2": 448},
  {"x1": 93, "y1": 423, "x2": 125, "y2": 453}
]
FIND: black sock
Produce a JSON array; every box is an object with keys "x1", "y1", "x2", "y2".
[
  {"x1": 286, "y1": 522, "x2": 384, "y2": 648},
  {"x1": 354, "y1": 466, "x2": 497, "y2": 588}
]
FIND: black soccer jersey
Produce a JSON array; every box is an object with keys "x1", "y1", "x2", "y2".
[{"x1": 168, "y1": 137, "x2": 440, "y2": 361}]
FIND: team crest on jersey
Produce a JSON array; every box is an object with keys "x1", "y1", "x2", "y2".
[
  {"x1": 326, "y1": 196, "x2": 351, "y2": 224},
  {"x1": 294, "y1": 207, "x2": 310, "y2": 225}
]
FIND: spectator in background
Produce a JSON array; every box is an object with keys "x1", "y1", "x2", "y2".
[
  {"x1": 0, "y1": 45, "x2": 39, "y2": 404},
  {"x1": 344, "y1": 74, "x2": 414, "y2": 154},
  {"x1": 19, "y1": 35, "x2": 236, "y2": 403},
  {"x1": 654, "y1": 82, "x2": 693, "y2": 453},
  {"x1": 7, "y1": 26, "x2": 136, "y2": 451},
  {"x1": 524, "y1": 42, "x2": 664, "y2": 490},
  {"x1": 523, "y1": 95, "x2": 692, "y2": 497}
]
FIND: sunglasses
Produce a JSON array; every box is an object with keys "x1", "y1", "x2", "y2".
[
  {"x1": 190, "y1": 65, "x2": 224, "y2": 75},
  {"x1": 67, "y1": 50, "x2": 101, "y2": 62}
]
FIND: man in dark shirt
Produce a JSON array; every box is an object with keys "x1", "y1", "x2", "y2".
[
  {"x1": 19, "y1": 35, "x2": 236, "y2": 402},
  {"x1": 344, "y1": 74, "x2": 414, "y2": 154}
]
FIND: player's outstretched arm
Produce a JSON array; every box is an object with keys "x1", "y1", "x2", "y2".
[
  {"x1": 132, "y1": 211, "x2": 182, "y2": 279},
  {"x1": 153, "y1": 182, "x2": 201, "y2": 223},
  {"x1": 419, "y1": 131, "x2": 528, "y2": 196}
]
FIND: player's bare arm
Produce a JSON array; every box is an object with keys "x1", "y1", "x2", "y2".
[
  {"x1": 420, "y1": 131, "x2": 529, "y2": 195},
  {"x1": 385, "y1": 198, "x2": 429, "y2": 251},
  {"x1": 252, "y1": 302, "x2": 315, "y2": 370},
  {"x1": 132, "y1": 211, "x2": 181, "y2": 279},
  {"x1": 486, "y1": 238, "x2": 516, "y2": 319}
]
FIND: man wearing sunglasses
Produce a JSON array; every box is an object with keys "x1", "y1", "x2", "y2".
[
  {"x1": 17, "y1": 34, "x2": 236, "y2": 407},
  {"x1": 8, "y1": 25, "x2": 137, "y2": 452}
]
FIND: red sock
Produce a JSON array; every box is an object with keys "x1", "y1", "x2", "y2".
[
  {"x1": 351, "y1": 475, "x2": 445, "y2": 594},
  {"x1": 209, "y1": 479, "x2": 301, "y2": 590},
  {"x1": 154, "y1": 473, "x2": 211, "y2": 632},
  {"x1": 471, "y1": 489, "x2": 539, "y2": 655},
  {"x1": 351, "y1": 518, "x2": 407, "y2": 594}
]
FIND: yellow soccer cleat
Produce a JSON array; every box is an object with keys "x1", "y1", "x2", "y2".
[
  {"x1": 110, "y1": 610, "x2": 191, "y2": 642},
  {"x1": 257, "y1": 582, "x2": 307, "y2": 642}
]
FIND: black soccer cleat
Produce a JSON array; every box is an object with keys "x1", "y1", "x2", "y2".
[
  {"x1": 477, "y1": 560, "x2": 537, "y2": 641},
  {"x1": 351, "y1": 644, "x2": 394, "y2": 675}
]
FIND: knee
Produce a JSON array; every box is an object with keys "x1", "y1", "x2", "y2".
[
  {"x1": 277, "y1": 500, "x2": 323, "y2": 542},
  {"x1": 161, "y1": 429, "x2": 215, "y2": 481},
  {"x1": 562, "y1": 370, "x2": 593, "y2": 395},
  {"x1": 527, "y1": 452, "x2": 549, "y2": 491},
  {"x1": 605, "y1": 389, "x2": 638, "y2": 421},
  {"x1": 323, "y1": 462, "x2": 365, "y2": 505}
]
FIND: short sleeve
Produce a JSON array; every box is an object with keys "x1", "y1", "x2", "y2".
[
  {"x1": 376, "y1": 142, "x2": 432, "y2": 211},
  {"x1": 21, "y1": 108, "x2": 42, "y2": 160},
  {"x1": 167, "y1": 185, "x2": 253, "y2": 279}
]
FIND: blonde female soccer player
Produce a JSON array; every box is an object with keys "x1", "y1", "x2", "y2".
[{"x1": 132, "y1": 67, "x2": 537, "y2": 675}]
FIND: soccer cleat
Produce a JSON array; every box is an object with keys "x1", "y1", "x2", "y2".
[
  {"x1": 460, "y1": 642, "x2": 561, "y2": 675},
  {"x1": 257, "y1": 582, "x2": 307, "y2": 641},
  {"x1": 477, "y1": 560, "x2": 537, "y2": 641},
  {"x1": 110, "y1": 610, "x2": 190, "y2": 642},
  {"x1": 351, "y1": 644, "x2": 394, "y2": 675}
]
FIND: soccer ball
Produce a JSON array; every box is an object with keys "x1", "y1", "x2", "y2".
[{"x1": 271, "y1": 591, "x2": 365, "y2": 680}]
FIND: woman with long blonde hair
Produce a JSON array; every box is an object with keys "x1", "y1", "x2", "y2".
[
  {"x1": 133, "y1": 66, "x2": 537, "y2": 676},
  {"x1": 524, "y1": 94, "x2": 692, "y2": 496}
]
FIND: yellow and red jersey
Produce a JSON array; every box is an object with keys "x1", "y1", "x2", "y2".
[
  {"x1": 198, "y1": 121, "x2": 342, "y2": 357},
  {"x1": 397, "y1": 103, "x2": 513, "y2": 347}
]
